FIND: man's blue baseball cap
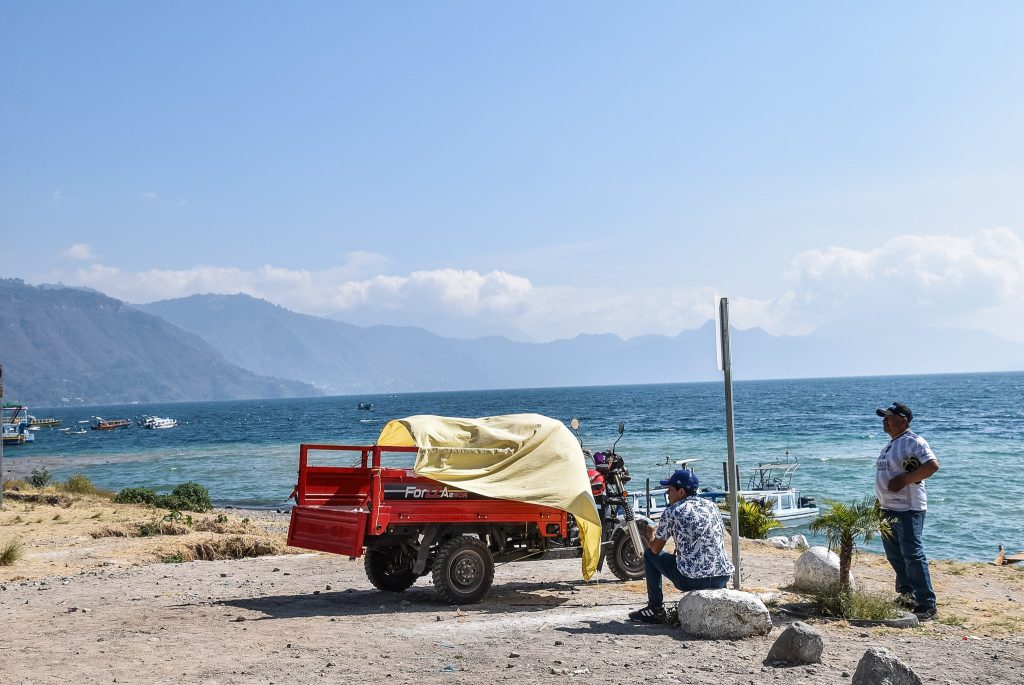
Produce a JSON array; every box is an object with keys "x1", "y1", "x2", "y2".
[{"x1": 660, "y1": 469, "x2": 699, "y2": 491}]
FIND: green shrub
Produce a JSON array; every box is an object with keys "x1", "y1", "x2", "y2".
[
  {"x1": 115, "y1": 487, "x2": 159, "y2": 505},
  {"x1": 721, "y1": 497, "x2": 783, "y2": 539},
  {"x1": 62, "y1": 473, "x2": 96, "y2": 494},
  {"x1": 29, "y1": 467, "x2": 53, "y2": 488},
  {"x1": 155, "y1": 482, "x2": 212, "y2": 513},
  {"x1": 1, "y1": 539, "x2": 23, "y2": 566}
]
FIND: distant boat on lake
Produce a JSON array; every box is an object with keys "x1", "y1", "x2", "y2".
[
  {"x1": 91, "y1": 417, "x2": 131, "y2": 430},
  {"x1": 357, "y1": 402, "x2": 373, "y2": 410},
  {"x1": 138, "y1": 416, "x2": 177, "y2": 429}
]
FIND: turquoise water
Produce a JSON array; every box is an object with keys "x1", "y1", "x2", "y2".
[{"x1": 6, "y1": 371, "x2": 1022, "y2": 562}]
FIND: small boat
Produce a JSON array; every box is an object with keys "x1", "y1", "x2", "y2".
[
  {"x1": 138, "y1": 415, "x2": 177, "y2": 429},
  {"x1": 2, "y1": 403, "x2": 35, "y2": 444},
  {"x1": 28, "y1": 416, "x2": 61, "y2": 428},
  {"x1": 91, "y1": 417, "x2": 131, "y2": 430},
  {"x1": 2, "y1": 422, "x2": 35, "y2": 445},
  {"x1": 700, "y1": 458, "x2": 818, "y2": 526},
  {"x1": 629, "y1": 456, "x2": 818, "y2": 526},
  {"x1": 357, "y1": 402, "x2": 373, "y2": 411}
]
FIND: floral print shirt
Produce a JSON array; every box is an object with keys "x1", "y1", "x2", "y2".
[{"x1": 654, "y1": 495, "x2": 735, "y2": 579}]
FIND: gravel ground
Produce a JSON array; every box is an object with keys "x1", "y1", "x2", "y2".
[{"x1": 2, "y1": 499, "x2": 1024, "y2": 685}]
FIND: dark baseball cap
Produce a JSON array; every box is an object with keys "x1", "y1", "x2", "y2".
[
  {"x1": 876, "y1": 402, "x2": 913, "y2": 422},
  {"x1": 660, "y1": 469, "x2": 699, "y2": 491}
]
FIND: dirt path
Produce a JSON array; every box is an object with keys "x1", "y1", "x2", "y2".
[{"x1": 2, "y1": 496, "x2": 1024, "y2": 685}]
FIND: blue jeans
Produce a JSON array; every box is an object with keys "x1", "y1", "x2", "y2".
[
  {"x1": 881, "y1": 509, "x2": 936, "y2": 610},
  {"x1": 644, "y1": 549, "x2": 730, "y2": 608}
]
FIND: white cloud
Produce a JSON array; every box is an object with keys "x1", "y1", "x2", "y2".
[
  {"x1": 142, "y1": 192, "x2": 159, "y2": 200},
  {"x1": 36, "y1": 227, "x2": 1024, "y2": 343},
  {"x1": 780, "y1": 228, "x2": 1024, "y2": 337},
  {"x1": 59, "y1": 243, "x2": 99, "y2": 261}
]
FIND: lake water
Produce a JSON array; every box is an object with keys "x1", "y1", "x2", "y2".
[{"x1": 5, "y1": 371, "x2": 1022, "y2": 562}]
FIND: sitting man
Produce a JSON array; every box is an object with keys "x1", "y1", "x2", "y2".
[{"x1": 628, "y1": 468, "x2": 734, "y2": 624}]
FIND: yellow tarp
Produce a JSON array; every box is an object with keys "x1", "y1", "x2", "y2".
[{"x1": 377, "y1": 413, "x2": 602, "y2": 580}]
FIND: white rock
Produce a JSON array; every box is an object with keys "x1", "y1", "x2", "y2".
[
  {"x1": 793, "y1": 546, "x2": 855, "y2": 592},
  {"x1": 676, "y1": 589, "x2": 772, "y2": 639},
  {"x1": 766, "y1": 536, "x2": 790, "y2": 549},
  {"x1": 789, "y1": 534, "x2": 808, "y2": 550}
]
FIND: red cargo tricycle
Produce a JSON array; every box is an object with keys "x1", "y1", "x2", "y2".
[{"x1": 286, "y1": 418, "x2": 652, "y2": 604}]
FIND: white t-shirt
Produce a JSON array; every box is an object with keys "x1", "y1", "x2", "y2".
[{"x1": 875, "y1": 429, "x2": 936, "y2": 511}]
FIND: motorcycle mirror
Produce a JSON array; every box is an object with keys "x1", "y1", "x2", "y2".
[
  {"x1": 618, "y1": 421, "x2": 625, "y2": 435},
  {"x1": 571, "y1": 418, "x2": 580, "y2": 431}
]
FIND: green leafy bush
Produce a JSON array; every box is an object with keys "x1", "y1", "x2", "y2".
[
  {"x1": 155, "y1": 482, "x2": 212, "y2": 513},
  {"x1": 62, "y1": 473, "x2": 97, "y2": 494},
  {"x1": 29, "y1": 467, "x2": 53, "y2": 488},
  {"x1": 721, "y1": 497, "x2": 783, "y2": 539},
  {"x1": 115, "y1": 487, "x2": 159, "y2": 505}
]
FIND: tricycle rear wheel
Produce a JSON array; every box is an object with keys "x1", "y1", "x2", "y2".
[
  {"x1": 364, "y1": 547, "x2": 418, "y2": 592},
  {"x1": 431, "y1": 535, "x2": 494, "y2": 604}
]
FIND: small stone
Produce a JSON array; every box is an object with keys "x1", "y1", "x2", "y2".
[
  {"x1": 325, "y1": 585, "x2": 332, "y2": 591},
  {"x1": 842, "y1": 672, "x2": 851, "y2": 678},
  {"x1": 435, "y1": 616, "x2": 443, "y2": 622},
  {"x1": 313, "y1": 590, "x2": 321, "y2": 595},
  {"x1": 234, "y1": 616, "x2": 247, "y2": 622},
  {"x1": 508, "y1": 652, "x2": 520, "y2": 658},
  {"x1": 273, "y1": 568, "x2": 280, "y2": 572},
  {"x1": 220, "y1": 573, "x2": 228, "y2": 578},
  {"x1": 554, "y1": 640, "x2": 563, "y2": 646},
  {"x1": 326, "y1": 662, "x2": 336, "y2": 667}
]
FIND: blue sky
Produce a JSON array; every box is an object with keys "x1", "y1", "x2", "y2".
[{"x1": 3, "y1": 2, "x2": 1024, "y2": 343}]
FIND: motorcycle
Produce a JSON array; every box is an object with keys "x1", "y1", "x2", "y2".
[{"x1": 571, "y1": 419, "x2": 653, "y2": 581}]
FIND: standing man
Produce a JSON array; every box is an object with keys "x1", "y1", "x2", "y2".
[
  {"x1": 628, "y1": 469, "x2": 734, "y2": 624},
  {"x1": 875, "y1": 402, "x2": 940, "y2": 621}
]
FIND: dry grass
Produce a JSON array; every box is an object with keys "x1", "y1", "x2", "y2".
[
  {"x1": 1, "y1": 539, "x2": 23, "y2": 566},
  {"x1": 163, "y1": 535, "x2": 286, "y2": 562}
]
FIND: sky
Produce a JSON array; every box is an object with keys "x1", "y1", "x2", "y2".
[{"x1": 3, "y1": 2, "x2": 1024, "y2": 344}]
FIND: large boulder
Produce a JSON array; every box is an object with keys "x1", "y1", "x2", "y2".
[
  {"x1": 676, "y1": 589, "x2": 772, "y2": 639},
  {"x1": 765, "y1": 621, "x2": 823, "y2": 665},
  {"x1": 852, "y1": 647, "x2": 922, "y2": 685},
  {"x1": 793, "y1": 546, "x2": 855, "y2": 592}
]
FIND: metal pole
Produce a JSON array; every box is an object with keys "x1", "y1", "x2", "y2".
[
  {"x1": 1, "y1": 362, "x2": 5, "y2": 508},
  {"x1": 718, "y1": 298, "x2": 741, "y2": 589}
]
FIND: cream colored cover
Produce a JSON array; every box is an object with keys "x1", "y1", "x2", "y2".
[{"x1": 377, "y1": 413, "x2": 602, "y2": 580}]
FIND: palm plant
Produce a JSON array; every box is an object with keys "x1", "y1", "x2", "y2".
[
  {"x1": 721, "y1": 497, "x2": 783, "y2": 539},
  {"x1": 808, "y1": 497, "x2": 890, "y2": 592}
]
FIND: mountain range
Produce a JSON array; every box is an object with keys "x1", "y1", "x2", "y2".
[
  {"x1": 3, "y1": 280, "x2": 1023, "y2": 407},
  {"x1": 0, "y1": 279, "x2": 315, "y2": 406}
]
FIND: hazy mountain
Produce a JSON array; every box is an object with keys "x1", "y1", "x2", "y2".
[
  {"x1": 0, "y1": 279, "x2": 317, "y2": 406},
  {"x1": 139, "y1": 293, "x2": 1024, "y2": 394}
]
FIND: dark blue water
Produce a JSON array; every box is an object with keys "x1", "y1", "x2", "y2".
[{"x1": 6, "y1": 371, "x2": 1023, "y2": 561}]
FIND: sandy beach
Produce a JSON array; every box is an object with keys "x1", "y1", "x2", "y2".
[{"x1": 1, "y1": 488, "x2": 1023, "y2": 685}]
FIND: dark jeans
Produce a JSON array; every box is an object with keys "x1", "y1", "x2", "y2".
[
  {"x1": 881, "y1": 509, "x2": 936, "y2": 610},
  {"x1": 644, "y1": 549, "x2": 730, "y2": 608}
]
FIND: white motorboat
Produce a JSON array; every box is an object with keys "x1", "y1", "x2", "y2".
[
  {"x1": 628, "y1": 457, "x2": 818, "y2": 526},
  {"x1": 138, "y1": 415, "x2": 177, "y2": 429}
]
